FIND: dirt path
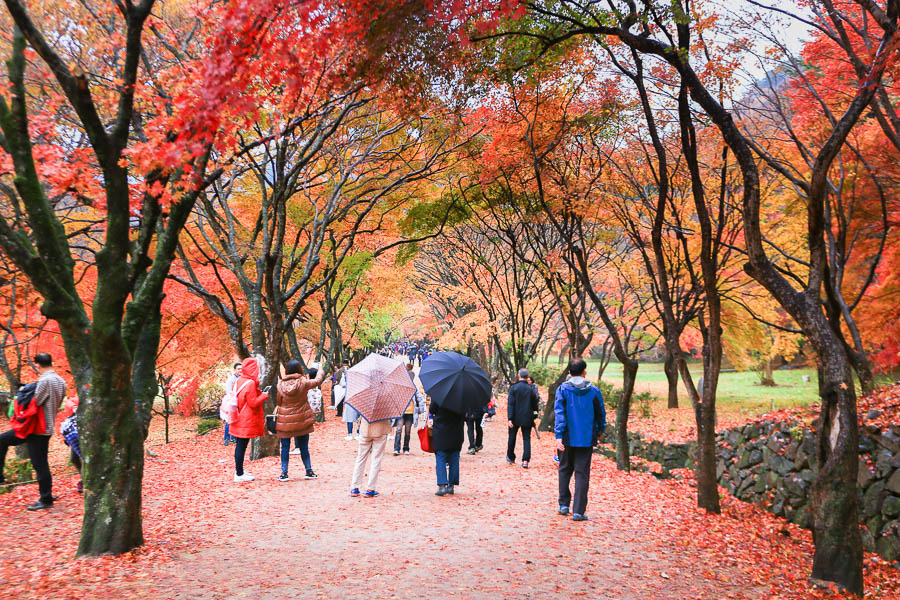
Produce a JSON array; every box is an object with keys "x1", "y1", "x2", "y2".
[
  {"x1": 2, "y1": 408, "x2": 762, "y2": 600},
  {"x1": 146, "y1": 415, "x2": 758, "y2": 600}
]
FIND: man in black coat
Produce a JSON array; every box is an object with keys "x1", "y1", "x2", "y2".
[{"x1": 507, "y1": 368, "x2": 539, "y2": 468}]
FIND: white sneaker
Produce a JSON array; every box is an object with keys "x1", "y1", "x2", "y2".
[
  {"x1": 345, "y1": 435, "x2": 353, "y2": 441},
  {"x1": 234, "y1": 473, "x2": 255, "y2": 483},
  {"x1": 290, "y1": 448, "x2": 302, "y2": 455}
]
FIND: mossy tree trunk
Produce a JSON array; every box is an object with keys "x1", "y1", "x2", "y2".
[{"x1": 0, "y1": 4, "x2": 213, "y2": 556}]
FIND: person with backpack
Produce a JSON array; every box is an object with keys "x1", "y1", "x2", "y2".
[
  {"x1": 506, "y1": 368, "x2": 540, "y2": 468},
  {"x1": 223, "y1": 362, "x2": 241, "y2": 446},
  {"x1": 276, "y1": 362, "x2": 326, "y2": 481},
  {"x1": 0, "y1": 353, "x2": 66, "y2": 510},
  {"x1": 229, "y1": 357, "x2": 269, "y2": 483},
  {"x1": 554, "y1": 358, "x2": 606, "y2": 522}
]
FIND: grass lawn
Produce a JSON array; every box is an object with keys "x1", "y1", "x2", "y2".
[{"x1": 586, "y1": 360, "x2": 820, "y2": 416}]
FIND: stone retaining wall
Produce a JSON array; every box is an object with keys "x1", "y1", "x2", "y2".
[{"x1": 602, "y1": 419, "x2": 900, "y2": 563}]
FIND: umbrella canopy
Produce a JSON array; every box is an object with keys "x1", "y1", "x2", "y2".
[
  {"x1": 345, "y1": 354, "x2": 417, "y2": 423},
  {"x1": 419, "y1": 351, "x2": 491, "y2": 415}
]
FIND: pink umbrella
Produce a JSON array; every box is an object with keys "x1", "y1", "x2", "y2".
[{"x1": 345, "y1": 354, "x2": 417, "y2": 422}]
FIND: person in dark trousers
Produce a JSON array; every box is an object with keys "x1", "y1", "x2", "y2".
[
  {"x1": 393, "y1": 363, "x2": 419, "y2": 455},
  {"x1": 275, "y1": 361, "x2": 326, "y2": 481},
  {"x1": 465, "y1": 400, "x2": 485, "y2": 454},
  {"x1": 430, "y1": 400, "x2": 465, "y2": 496},
  {"x1": 554, "y1": 358, "x2": 606, "y2": 521},
  {"x1": 506, "y1": 368, "x2": 539, "y2": 468},
  {"x1": 334, "y1": 359, "x2": 350, "y2": 417},
  {"x1": 0, "y1": 353, "x2": 66, "y2": 510}
]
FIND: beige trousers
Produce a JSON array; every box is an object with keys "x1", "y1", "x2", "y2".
[{"x1": 351, "y1": 434, "x2": 388, "y2": 491}]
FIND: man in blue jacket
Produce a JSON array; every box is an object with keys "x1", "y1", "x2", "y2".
[{"x1": 554, "y1": 358, "x2": 606, "y2": 521}]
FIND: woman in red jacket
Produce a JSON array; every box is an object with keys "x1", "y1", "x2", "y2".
[{"x1": 230, "y1": 357, "x2": 268, "y2": 482}]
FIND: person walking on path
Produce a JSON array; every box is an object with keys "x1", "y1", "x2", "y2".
[
  {"x1": 506, "y1": 368, "x2": 539, "y2": 468},
  {"x1": 230, "y1": 357, "x2": 269, "y2": 483},
  {"x1": 393, "y1": 363, "x2": 421, "y2": 455},
  {"x1": 430, "y1": 400, "x2": 465, "y2": 496},
  {"x1": 0, "y1": 353, "x2": 66, "y2": 510},
  {"x1": 276, "y1": 361, "x2": 326, "y2": 482},
  {"x1": 223, "y1": 362, "x2": 241, "y2": 446},
  {"x1": 349, "y1": 419, "x2": 391, "y2": 498},
  {"x1": 341, "y1": 381, "x2": 360, "y2": 441},
  {"x1": 554, "y1": 358, "x2": 606, "y2": 521},
  {"x1": 465, "y1": 399, "x2": 486, "y2": 455},
  {"x1": 334, "y1": 359, "x2": 350, "y2": 414}
]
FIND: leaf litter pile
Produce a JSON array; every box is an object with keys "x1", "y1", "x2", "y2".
[{"x1": 1, "y1": 414, "x2": 898, "y2": 599}]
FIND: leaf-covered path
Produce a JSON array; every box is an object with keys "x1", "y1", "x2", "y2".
[
  {"x1": 3, "y1": 412, "x2": 772, "y2": 600},
  {"x1": 150, "y1": 417, "x2": 759, "y2": 600}
]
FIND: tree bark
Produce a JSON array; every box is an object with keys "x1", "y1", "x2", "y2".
[
  {"x1": 78, "y1": 349, "x2": 144, "y2": 554},
  {"x1": 809, "y1": 353, "x2": 862, "y2": 593},
  {"x1": 664, "y1": 350, "x2": 679, "y2": 408}
]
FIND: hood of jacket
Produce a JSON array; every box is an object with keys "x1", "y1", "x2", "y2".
[
  {"x1": 278, "y1": 372, "x2": 306, "y2": 396},
  {"x1": 565, "y1": 376, "x2": 591, "y2": 391},
  {"x1": 240, "y1": 357, "x2": 259, "y2": 383}
]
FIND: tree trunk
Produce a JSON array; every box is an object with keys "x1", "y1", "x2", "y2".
[
  {"x1": 78, "y1": 351, "x2": 144, "y2": 555},
  {"x1": 616, "y1": 359, "x2": 638, "y2": 471},
  {"x1": 664, "y1": 351, "x2": 679, "y2": 408},
  {"x1": 539, "y1": 367, "x2": 569, "y2": 431},
  {"x1": 133, "y1": 299, "x2": 162, "y2": 437},
  {"x1": 696, "y1": 391, "x2": 719, "y2": 512},
  {"x1": 759, "y1": 358, "x2": 776, "y2": 387},
  {"x1": 809, "y1": 353, "x2": 862, "y2": 594}
]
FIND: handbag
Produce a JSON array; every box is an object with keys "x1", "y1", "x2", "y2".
[
  {"x1": 418, "y1": 425, "x2": 434, "y2": 453},
  {"x1": 265, "y1": 406, "x2": 278, "y2": 435}
]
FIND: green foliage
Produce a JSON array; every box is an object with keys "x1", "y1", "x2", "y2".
[
  {"x1": 597, "y1": 381, "x2": 622, "y2": 412},
  {"x1": 528, "y1": 362, "x2": 563, "y2": 387},
  {"x1": 197, "y1": 418, "x2": 221, "y2": 436},
  {"x1": 1, "y1": 457, "x2": 33, "y2": 494},
  {"x1": 595, "y1": 381, "x2": 651, "y2": 417}
]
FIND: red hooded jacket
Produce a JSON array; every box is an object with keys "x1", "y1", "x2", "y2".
[{"x1": 229, "y1": 358, "x2": 269, "y2": 439}]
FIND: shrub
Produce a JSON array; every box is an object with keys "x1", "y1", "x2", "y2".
[
  {"x1": 197, "y1": 418, "x2": 221, "y2": 435},
  {"x1": 196, "y1": 380, "x2": 224, "y2": 418},
  {"x1": 1, "y1": 457, "x2": 33, "y2": 494},
  {"x1": 528, "y1": 362, "x2": 563, "y2": 387},
  {"x1": 597, "y1": 382, "x2": 652, "y2": 418}
]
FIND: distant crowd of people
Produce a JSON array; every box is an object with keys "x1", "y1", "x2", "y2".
[
  {"x1": 0, "y1": 349, "x2": 606, "y2": 522},
  {"x1": 219, "y1": 349, "x2": 606, "y2": 520}
]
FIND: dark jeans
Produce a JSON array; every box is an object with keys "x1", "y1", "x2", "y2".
[
  {"x1": 394, "y1": 414, "x2": 414, "y2": 452},
  {"x1": 223, "y1": 422, "x2": 234, "y2": 441},
  {"x1": 280, "y1": 435, "x2": 311, "y2": 474},
  {"x1": 0, "y1": 430, "x2": 53, "y2": 502},
  {"x1": 346, "y1": 422, "x2": 354, "y2": 435},
  {"x1": 233, "y1": 437, "x2": 250, "y2": 476},
  {"x1": 336, "y1": 400, "x2": 344, "y2": 417},
  {"x1": 558, "y1": 445, "x2": 593, "y2": 516},
  {"x1": 466, "y1": 417, "x2": 483, "y2": 449},
  {"x1": 435, "y1": 449, "x2": 460, "y2": 486},
  {"x1": 507, "y1": 424, "x2": 532, "y2": 463}
]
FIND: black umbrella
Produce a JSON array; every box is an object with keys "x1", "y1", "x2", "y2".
[{"x1": 419, "y1": 351, "x2": 491, "y2": 414}]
